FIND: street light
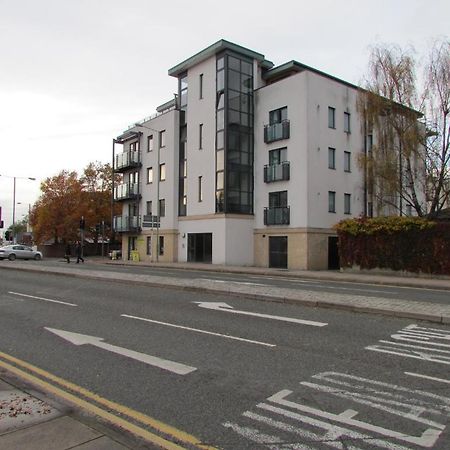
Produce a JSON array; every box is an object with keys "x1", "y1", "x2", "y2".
[
  {"x1": 16, "y1": 202, "x2": 32, "y2": 232},
  {"x1": 134, "y1": 123, "x2": 161, "y2": 262},
  {"x1": 0, "y1": 174, "x2": 36, "y2": 243}
]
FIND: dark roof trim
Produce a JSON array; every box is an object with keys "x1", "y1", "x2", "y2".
[
  {"x1": 263, "y1": 60, "x2": 422, "y2": 116},
  {"x1": 263, "y1": 60, "x2": 360, "y2": 90},
  {"x1": 156, "y1": 98, "x2": 176, "y2": 113},
  {"x1": 115, "y1": 130, "x2": 141, "y2": 143},
  {"x1": 168, "y1": 39, "x2": 274, "y2": 77}
]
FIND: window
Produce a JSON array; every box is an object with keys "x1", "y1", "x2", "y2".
[
  {"x1": 269, "y1": 190, "x2": 288, "y2": 208},
  {"x1": 147, "y1": 135, "x2": 153, "y2": 152},
  {"x1": 269, "y1": 107, "x2": 287, "y2": 125},
  {"x1": 269, "y1": 147, "x2": 287, "y2": 165},
  {"x1": 328, "y1": 147, "x2": 336, "y2": 169},
  {"x1": 344, "y1": 151, "x2": 351, "y2": 172},
  {"x1": 199, "y1": 73, "x2": 203, "y2": 99},
  {"x1": 159, "y1": 236, "x2": 164, "y2": 256},
  {"x1": 367, "y1": 134, "x2": 373, "y2": 152},
  {"x1": 328, "y1": 191, "x2": 336, "y2": 213},
  {"x1": 130, "y1": 141, "x2": 139, "y2": 151},
  {"x1": 328, "y1": 107, "x2": 336, "y2": 129},
  {"x1": 146, "y1": 236, "x2": 152, "y2": 255},
  {"x1": 159, "y1": 163, "x2": 166, "y2": 181},
  {"x1": 146, "y1": 201, "x2": 152, "y2": 215},
  {"x1": 344, "y1": 193, "x2": 351, "y2": 214},
  {"x1": 147, "y1": 167, "x2": 153, "y2": 184},
  {"x1": 406, "y1": 204, "x2": 412, "y2": 216},
  {"x1": 198, "y1": 176, "x2": 203, "y2": 202},
  {"x1": 344, "y1": 112, "x2": 351, "y2": 133},
  {"x1": 159, "y1": 130, "x2": 166, "y2": 148},
  {"x1": 159, "y1": 199, "x2": 165, "y2": 217},
  {"x1": 199, "y1": 124, "x2": 203, "y2": 149}
]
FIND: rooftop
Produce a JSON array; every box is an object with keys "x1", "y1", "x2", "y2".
[{"x1": 168, "y1": 39, "x2": 274, "y2": 77}]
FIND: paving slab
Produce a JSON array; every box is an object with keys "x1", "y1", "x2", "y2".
[
  {"x1": 71, "y1": 435, "x2": 129, "y2": 449},
  {"x1": 0, "y1": 415, "x2": 102, "y2": 450},
  {"x1": 0, "y1": 388, "x2": 61, "y2": 434}
]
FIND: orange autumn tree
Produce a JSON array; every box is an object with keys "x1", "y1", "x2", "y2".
[
  {"x1": 30, "y1": 163, "x2": 121, "y2": 244},
  {"x1": 30, "y1": 170, "x2": 83, "y2": 244},
  {"x1": 80, "y1": 162, "x2": 121, "y2": 242}
]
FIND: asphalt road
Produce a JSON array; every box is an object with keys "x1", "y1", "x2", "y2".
[{"x1": 1, "y1": 268, "x2": 449, "y2": 449}]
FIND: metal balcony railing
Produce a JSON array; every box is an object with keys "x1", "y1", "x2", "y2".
[
  {"x1": 264, "y1": 206, "x2": 290, "y2": 225},
  {"x1": 114, "y1": 182, "x2": 141, "y2": 201},
  {"x1": 114, "y1": 150, "x2": 141, "y2": 172},
  {"x1": 264, "y1": 120, "x2": 290, "y2": 143},
  {"x1": 113, "y1": 215, "x2": 141, "y2": 233},
  {"x1": 264, "y1": 161, "x2": 290, "y2": 183}
]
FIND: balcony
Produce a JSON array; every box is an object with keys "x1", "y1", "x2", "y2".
[
  {"x1": 264, "y1": 206, "x2": 290, "y2": 225},
  {"x1": 114, "y1": 182, "x2": 141, "y2": 201},
  {"x1": 264, "y1": 161, "x2": 290, "y2": 183},
  {"x1": 114, "y1": 150, "x2": 141, "y2": 173},
  {"x1": 113, "y1": 215, "x2": 141, "y2": 233},
  {"x1": 264, "y1": 120, "x2": 290, "y2": 143}
]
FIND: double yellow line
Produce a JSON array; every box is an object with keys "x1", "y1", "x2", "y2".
[{"x1": 0, "y1": 351, "x2": 217, "y2": 450}]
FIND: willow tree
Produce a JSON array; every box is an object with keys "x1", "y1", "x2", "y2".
[
  {"x1": 358, "y1": 44, "x2": 425, "y2": 216},
  {"x1": 423, "y1": 40, "x2": 450, "y2": 217}
]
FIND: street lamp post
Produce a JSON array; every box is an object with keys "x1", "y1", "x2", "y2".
[
  {"x1": 134, "y1": 123, "x2": 161, "y2": 262},
  {"x1": 0, "y1": 174, "x2": 36, "y2": 243}
]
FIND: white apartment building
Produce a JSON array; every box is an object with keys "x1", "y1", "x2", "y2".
[{"x1": 112, "y1": 40, "x2": 387, "y2": 270}]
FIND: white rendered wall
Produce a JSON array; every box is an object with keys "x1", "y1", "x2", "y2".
[
  {"x1": 135, "y1": 109, "x2": 179, "y2": 230},
  {"x1": 178, "y1": 217, "x2": 253, "y2": 265},
  {"x1": 254, "y1": 74, "x2": 309, "y2": 229},
  {"x1": 185, "y1": 57, "x2": 217, "y2": 216},
  {"x1": 305, "y1": 72, "x2": 365, "y2": 228}
]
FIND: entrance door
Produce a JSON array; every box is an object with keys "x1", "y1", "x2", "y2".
[
  {"x1": 269, "y1": 236, "x2": 288, "y2": 269},
  {"x1": 328, "y1": 236, "x2": 339, "y2": 270},
  {"x1": 187, "y1": 233, "x2": 212, "y2": 263},
  {"x1": 128, "y1": 236, "x2": 137, "y2": 260}
]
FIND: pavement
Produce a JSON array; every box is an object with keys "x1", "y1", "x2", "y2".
[{"x1": 1, "y1": 258, "x2": 449, "y2": 449}]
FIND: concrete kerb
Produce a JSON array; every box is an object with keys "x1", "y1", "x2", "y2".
[
  {"x1": 102, "y1": 259, "x2": 450, "y2": 291},
  {"x1": 1, "y1": 263, "x2": 450, "y2": 324}
]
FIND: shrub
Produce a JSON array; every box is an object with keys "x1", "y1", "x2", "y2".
[{"x1": 335, "y1": 217, "x2": 450, "y2": 275}]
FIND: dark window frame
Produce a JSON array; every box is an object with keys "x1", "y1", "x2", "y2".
[
  {"x1": 159, "y1": 130, "x2": 166, "y2": 148},
  {"x1": 159, "y1": 199, "x2": 166, "y2": 217},
  {"x1": 328, "y1": 107, "x2": 336, "y2": 129},
  {"x1": 344, "y1": 151, "x2": 351, "y2": 172},
  {"x1": 328, "y1": 191, "x2": 336, "y2": 213},
  {"x1": 199, "y1": 123, "x2": 203, "y2": 149},
  {"x1": 159, "y1": 163, "x2": 166, "y2": 182},
  {"x1": 146, "y1": 167, "x2": 153, "y2": 184},
  {"x1": 147, "y1": 135, "x2": 153, "y2": 152},
  {"x1": 344, "y1": 193, "x2": 351, "y2": 214},
  {"x1": 328, "y1": 147, "x2": 336, "y2": 170},
  {"x1": 344, "y1": 112, "x2": 351, "y2": 133}
]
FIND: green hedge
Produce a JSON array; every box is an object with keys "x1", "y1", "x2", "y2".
[{"x1": 335, "y1": 217, "x2": 450, "y2": 275}]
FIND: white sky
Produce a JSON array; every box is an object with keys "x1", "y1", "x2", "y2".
[{"x1": 0, "y1": 0, "x2": 449, "y2": 229}]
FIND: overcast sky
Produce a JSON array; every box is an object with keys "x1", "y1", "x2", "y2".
[{"x1": 0, "y1": 0, "x2": 449, "y2": 229}]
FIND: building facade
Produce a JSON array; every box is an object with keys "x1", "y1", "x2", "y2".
[{"x1": 112, "y1": 40, "x2": 413, "y2": 270}]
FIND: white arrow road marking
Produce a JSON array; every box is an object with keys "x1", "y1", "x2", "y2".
[
  {"x1": 45, "y1": 328, "x2": 196, "y2": 375},
  {"x1": 195, "y1": 302, "x2": 327, "y2": 327},
  {"x1": 405, "y1": 372, "x2": 450, "y2": 385},
  {"x1": 9, "y1": 291, "x2": 77, "y2": 307},
  {"x1": 121, "y1": 314, "x2": 276, "y2": 347}
]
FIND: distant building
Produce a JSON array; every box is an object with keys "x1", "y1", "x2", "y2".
[{"x1": 112, "y1": 40, "x2": 423, "y2": 269}]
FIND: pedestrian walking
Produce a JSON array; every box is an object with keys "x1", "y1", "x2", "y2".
[
  {"x1": 65, "y1": 243, "x2": 71, "y2": 263},
  {"x1": 76, "y1": 241, "x2": 84, "y2": 263}
]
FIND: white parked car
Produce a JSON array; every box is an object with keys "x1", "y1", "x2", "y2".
[{"x1": 0, "y1": 245, "x2": 43, "y2": 261}]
